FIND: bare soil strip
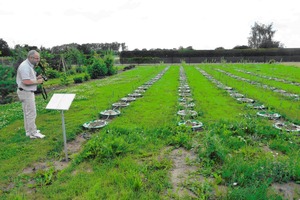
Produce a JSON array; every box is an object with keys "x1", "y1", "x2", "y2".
[{"x1": 169, "y1": 147, "x2": 198, "y2": 198}]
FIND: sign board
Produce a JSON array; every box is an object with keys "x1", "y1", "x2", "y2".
[
  {"x1": 45, "y1": 93, "x2": 76, "y2": 162},
  {"x1": 46, "y1": 94, "x2": 76, "y2": 110}
]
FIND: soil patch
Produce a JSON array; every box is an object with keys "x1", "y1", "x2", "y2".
[
  {"x1": 169, "y1": 147, "x2": 198, "y2": 198},
  {"x1": 67, "y1": 133, "x2": 86, "y2": 154},
  {"x1": 271, "y1": 182, "x2": 300, "y2": 199},
  {"x1": 22, "y1": 133, "x2": 87, "y2": 174}
]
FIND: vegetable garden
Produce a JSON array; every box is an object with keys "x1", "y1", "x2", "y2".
[{"x1": 0, "y1": 63, "x2": 300, "y2": 199}]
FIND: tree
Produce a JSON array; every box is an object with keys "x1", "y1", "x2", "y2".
[
  {"x1": 0, "y1": 38, "x2": 11, "y2": 56},
  {"x1": 63, "y1": 47, "x2": 85, "y2": 67},
  {"x1": 121, "y1": 43, "x2": 128, "y2": 51},
  {"x1": 248, "y1": 22, "x2": 283, "y2": 49},
  {"x1": 11, "y1": 45, "x2": 28, "y2": 67}
]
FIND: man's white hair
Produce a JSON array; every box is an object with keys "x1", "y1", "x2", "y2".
[{"x1": 27, "y1": 50, "x2": 39, "y2": 58}]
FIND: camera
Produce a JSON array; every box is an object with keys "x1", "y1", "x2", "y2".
[{"x1": 42, "y1": 75, "x2": 48, "y2": 81}]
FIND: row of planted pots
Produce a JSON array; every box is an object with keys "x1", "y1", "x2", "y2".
[
  {"x1": 216, "y1": 69, "x2": 299, "y2": 100},
  {"x1": 236, "y1": 69, "x2": 300, "y2": 87},
  {"x1": 82, "y1": 66, "x2": 170, "y2": 129},
  {"x1": 177, "y1": 66, "x2": 203, "y2": 131},
  {"x1": 197, "y1": 67, "x2": 300, "y2": 132}
]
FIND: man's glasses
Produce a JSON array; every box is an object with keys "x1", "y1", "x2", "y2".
[{"x1": 31, "y1": 56, "x2": 40, "y2": 60}]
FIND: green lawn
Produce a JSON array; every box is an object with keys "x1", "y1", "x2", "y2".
[{"x1": 1, "y1": 64, "x2": 300, "y2": 199}]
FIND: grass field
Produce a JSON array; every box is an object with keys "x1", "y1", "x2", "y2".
[{"x1": 0, "y1": 63, "x2": 300, "y2": 199}]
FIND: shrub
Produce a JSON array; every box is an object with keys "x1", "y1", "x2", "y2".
[
  {"x1": 83, "y1": 73, "x2": 90, "y2": 81},
  {"x1": 0, "y1": 65, "x2": 17, "y2": 104},
  {"x1": 87, "y1": 57, "x2": 107, "y2": 79},
  {"x1": 46, "y1": 68, "x2": 60, "y2": 78},
  {"x1": 67, "y1": 69, "x2": 76, "y2": 75},
  {"x1": 123, "y1": 65, "x2": 135, "y2": 71},
  {"x1": 75, "y1": 66, "x2": 85, "y2": 73},
  {"x1": 104, "y1": 51, "x2": 116, "y2": 75},
  {"x1": 60, "y1": 73, "x2": 70, "y2": 86},
  {"x1": 73, "y1": 76, "x2": 83, "y2": 84}
]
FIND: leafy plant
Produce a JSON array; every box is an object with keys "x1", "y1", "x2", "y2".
[
  {"x1": 103, "y1": 50, "x2": 116, "y2": 75},
  {"x1": 60, "y1": 72, "x2": 70, "y2": 86},
  {"x1": 168, "y1": 126, "x2": 193, "y2": 149},
  {"x1": 79, "y1": 130, "x2": 135, "y2": 162},
  {"x1": 73, "y1": 76, "x2": 83, "y2": 84},
  {"x1": 34, "y1": 167, "x2": 57, "y2": 186},
  {"x1": 198, "y1": 133, "x2": 228, "y2": 165},
  {"x1": 87, "y1": 56, "x2": 107, "y2": 79},
  {"x1": 46, "y1": 68, "x2": 60, "y2": 78},
  {"x1": 0, "y1": 65, "x2": 17, "y2": 104},
  {"x1": 83, "y1": 73, "x2": 90, "y2": 81}
]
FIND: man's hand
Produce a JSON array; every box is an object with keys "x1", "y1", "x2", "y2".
[{"x1": 37, "y1": 78, "x2": 44, "y2": 84}]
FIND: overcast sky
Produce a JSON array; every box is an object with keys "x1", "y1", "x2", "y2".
[{"x1": 1, "y1": 0, "x2": 300, "y2": 50}]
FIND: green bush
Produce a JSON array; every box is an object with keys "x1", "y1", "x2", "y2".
[
  {"x1": 0, "y1": 65, "x2": 17, "y2": 104},
  {"x1": 67, "y1": 68, "x2": 76, "y2": 75},
  {"x1": 73, "y1": 76, "x2": 83, "y2": 84},
  {"x1": 75, "y1": 66, "x2": 86, "y2": 73},
  {"x1": 104, "y1": 51, "x2": 117, "y2": 75},
  {"x1": 46, "y1": 68, "x2": 60, "y2": 78},
  {"x1": 60, "y1": 73, "x2": 70, "y2": 86},
  {"x1": 87, "y1": 57, "x2": 107, "y2": 79},
  {"x1": 83, "y1": 73, "x2": 90, "y2": 81}
]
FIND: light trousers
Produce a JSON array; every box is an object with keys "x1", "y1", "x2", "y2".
[{"x1": 17, "y1": 90, "x2": 37, "y2": 136}]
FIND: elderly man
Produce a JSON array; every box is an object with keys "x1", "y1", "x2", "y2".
[{"x1": 16, "y1": 50, "x2": 45, "y2": 139}]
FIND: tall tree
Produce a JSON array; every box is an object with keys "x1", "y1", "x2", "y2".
[
  {"x1": 248, "y1": 22, "x2": 283, "y2": 48},
  {"x1": 0, "y1": 38, "x2": 11, "y2": 56}
]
